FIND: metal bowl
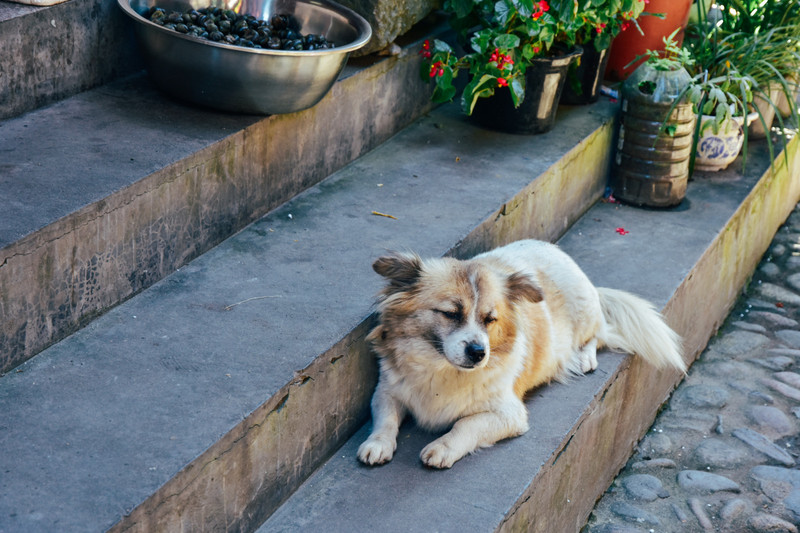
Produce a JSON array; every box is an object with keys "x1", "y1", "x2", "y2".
[{"x1": 119, "y1": 0, "x2": 371, "y2": 114}]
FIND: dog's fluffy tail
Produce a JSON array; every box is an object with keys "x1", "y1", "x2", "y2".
[{"x1": 597, "y1": 287, "x2": 686, "y2": 372}]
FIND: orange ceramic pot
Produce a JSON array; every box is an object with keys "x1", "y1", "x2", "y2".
[{"x1": 604, "y1": 0, "x2": 692, "y2": 81}]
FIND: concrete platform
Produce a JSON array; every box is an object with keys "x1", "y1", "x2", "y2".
[
  {"x1": 0, "y1": 100, "x2": 619, "y2": 532},
  {"x1": 259, "y1": 138, "x2": 800, "y2": 531}
]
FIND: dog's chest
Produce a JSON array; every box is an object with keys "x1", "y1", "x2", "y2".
[{"x1": 389, "y1": 364, "x2": 514, "y2": 430}]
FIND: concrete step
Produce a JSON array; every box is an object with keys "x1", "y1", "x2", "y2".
[
  {"x1": 0, "y1": 28, "x2": 438, "y2": 373},
  {"x1": 0, "y1": 94, "x2": 619, "y2": 531},
  {"x1": 0, "y1": 0, "x2": 141, "y2": 120},
  {"x1": 258, "y1": 140, "x2": 800, "y2": 530}
]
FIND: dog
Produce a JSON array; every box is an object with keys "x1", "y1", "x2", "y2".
[{"x1": 357, "y1": 239, "x2": 685, "y2": 469}]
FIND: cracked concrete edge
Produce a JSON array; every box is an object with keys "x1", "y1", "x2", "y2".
[
  {"x1": 496, "y1": 135, "x2": 800, "y2": 533},
  {"x1": 0, "y1": 46, "x2": 435, "y2": 374},
  {"x1": 105, "y1": 117, "x2": 617, "y2": 533}
]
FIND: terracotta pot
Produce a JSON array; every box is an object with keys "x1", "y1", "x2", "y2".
[
  {"x1": 777, "y1": 76, "x2": 799, "y2": 118},
  {"x1": 604, "y1": 0, "x2": 693, "y2": 81},
  {"x1": 695, "y1": 113, "x2": 759, "y2": 172},
  {"x1": 470, "y1": 47, "x2": 581, "y2": 134},
  {"x1": 749, "y1": 82, "x2": 784, "y2": 138}
]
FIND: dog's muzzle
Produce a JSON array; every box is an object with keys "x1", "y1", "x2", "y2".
[{"x1": 465, "y1": 343, "x2": 486, "y2": 365}]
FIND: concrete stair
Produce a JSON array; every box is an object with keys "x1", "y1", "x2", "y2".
[
  {"x1": 3, "y1": 0, "x2": 800, "y2": 531},
  {"x1": 0, "y1": 2, "x2": 442, "y2": 373}
]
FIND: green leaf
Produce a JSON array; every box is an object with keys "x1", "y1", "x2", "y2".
[
  {"x1": 594, "y1": 32, "x2": 611, "y2": 51},
  {"x1": 494, "y1": 0, "x2": 512, "y2": 25},
  {"x1": 494, "y1": 33, "x2": 521, "y2": 50},
  {"x1": 513, "y1": 0, "x2": 533, "y2": 18},
  {"x1": 463, "y1": 74, "x2": 498, "y2": 115},
  {"x1": 432, "y1": 39, "x2": 453, "y2": 54},
  {"x1": 432, "y1": 83, "x2": 458, "y2": 103},
  {"x1": 509, "y1": 77, "x2": 525, "y2": 107},
  {"x1": 522, "y1": 43, "x2": 539, "y2": 60},
  {"x1": 470, "y1": 30, "x2": 493, "y2": 54},
  {"x1": 715, "y1": 98, "x2": 730, "y2": 125},
  {"x1": 446, "y1": 0, "x2": 475, "y2": 19},
  {"x1": 431, "y1": 67, "x2": 457, "y2": 103},
  {"x1": 539, "y1": 25, "x2": 555, "y2": 45}
]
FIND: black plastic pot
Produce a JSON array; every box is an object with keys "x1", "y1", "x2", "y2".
[
  {"x1": 470, "y1": 47, "x2": 582, "y2": 134},
  {"x1": 561, "y1": 44, "x2": 610, "y2": 105}
]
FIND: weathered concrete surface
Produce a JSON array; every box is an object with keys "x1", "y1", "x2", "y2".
[
  {"x1": 259, "y1": 138, "x2": 800, "y2": 532},
  {"x1": 0, "y1": 99, "x2": 616, "y2": 532},
  {"x1": 340, "y1": 0, "x2": 440, "y2": 54},
  {"x1": 0, "y1": 40, "x2": 435, "y2": 374},
  {"x1": 0, "y1": 0, "x2": 141, "y2": 119}
]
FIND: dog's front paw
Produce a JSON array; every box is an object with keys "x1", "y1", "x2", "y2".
[
  {"x1": 357, "y1": 436, "x2": 396, "y2": 466},
  {"x1": 420, "y1": 439, "x2": 464, "y2": 469}
]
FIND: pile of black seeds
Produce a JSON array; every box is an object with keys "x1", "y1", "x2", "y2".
[{"x1": 146, "y1": 6, "x2": 336, "y2": 50}]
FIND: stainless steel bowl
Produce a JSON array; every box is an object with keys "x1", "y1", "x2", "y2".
[{"x1": 119, "y1": 0, "x2": 371, "y2": 114}]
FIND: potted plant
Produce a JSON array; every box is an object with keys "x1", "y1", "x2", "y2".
[
  {"x1": 562, "y1": 0, "x2": 649, "y2": 104},
  {"x1": 611, "y1": 31, "x2": 696, "y2": 207},
  {"x1": 419, "y1": 0, "x2": 584, "y2": 134},
  {"x1": 678, "y1": 1, "x2": 798, "y2": 170},
  {"x1": 689, "y1": 0, "x2": 800, "y2": 137}
]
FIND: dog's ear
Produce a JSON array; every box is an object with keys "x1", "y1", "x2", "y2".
[
  {"x1": 506, "y1": 272, "x2": 543, "y2": 303},
  {"x1": 373, "y1": 252, "x2": 422, "y2": 289}
]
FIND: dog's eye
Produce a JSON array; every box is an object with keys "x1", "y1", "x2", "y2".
[
  {"x1": 484, "y1": 315, "x2": 497, "y2": 325},
  {"x1": 437, "y1": 309, "x2": 462, "y2": 321}
]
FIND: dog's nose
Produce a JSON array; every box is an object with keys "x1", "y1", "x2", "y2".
[{"x1": 465, "y1": 343, "x2": 486, "y2": 363}]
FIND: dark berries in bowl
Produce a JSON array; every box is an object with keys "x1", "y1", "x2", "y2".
[{"x1": 146, "y1": 5, "x2": 336, "y2": 50}]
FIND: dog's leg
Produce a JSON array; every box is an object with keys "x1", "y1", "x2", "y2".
[
  {"x1": 577, "y1": 338, "x2": 599, "y2": 373},
  {"x1": 357, "y1": 383, "x2": 406, "y2": 465},
  {"x1": 420, "y1": 399, "x2": 529, "y2": 469}
]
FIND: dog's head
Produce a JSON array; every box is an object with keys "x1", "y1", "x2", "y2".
[{"x1": 368, "y1": 252, "x2": 542, "y2": 371}]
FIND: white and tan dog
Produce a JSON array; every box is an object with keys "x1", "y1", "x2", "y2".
[{"x1": 357, "y1": 239, "x2": 685, "y2": 469}]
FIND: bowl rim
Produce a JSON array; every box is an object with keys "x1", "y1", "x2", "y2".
[{"x1": 117, "y1": 0, "x2": 372, "y2": 56}]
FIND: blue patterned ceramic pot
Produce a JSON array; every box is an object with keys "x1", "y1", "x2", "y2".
[{"x1": 695, "y1": 112, "x2": 758, "y2": 172}]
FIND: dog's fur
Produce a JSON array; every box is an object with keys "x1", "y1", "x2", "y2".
[{"x1": 357, "y1": 239, "x2": 685, "y2": 469}]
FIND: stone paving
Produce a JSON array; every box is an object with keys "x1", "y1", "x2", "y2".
[{"x1": 585, "y1": 203, "x2": 800, "y2": 533}]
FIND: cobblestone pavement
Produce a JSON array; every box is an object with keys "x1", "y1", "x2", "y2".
[{"x1": 585, "y1": 204, "x2": 800, "y2": 533}]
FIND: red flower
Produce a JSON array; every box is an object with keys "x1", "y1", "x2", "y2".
[
  {"x1": 532, "y1": 0, "x2": 549, "y2": 20},
  {"x1": 429, "y1": 61, "x2": 445, "y2": 78},
  {"x1": 620, "y1": 21, "x2": 631, "y2": 31},
  {"x1": 497, "y1": 77, "x2": 509, "y2": 87},
  {"x1": 419, "y1": 39, "x2": 432, "y2": 59},
  {"x1": 615, "y1": 227, "x2": 630, "y2": 235},
  {"x1": 489, "y1": 48, "x2": 513, "y2": 70}
]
